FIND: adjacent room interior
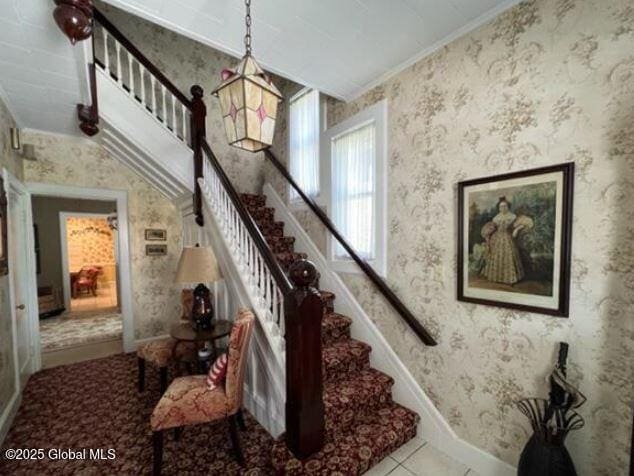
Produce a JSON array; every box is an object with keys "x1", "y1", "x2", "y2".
[{"x1": 31, "y1": 196, "x2": 122, "y2": 367}]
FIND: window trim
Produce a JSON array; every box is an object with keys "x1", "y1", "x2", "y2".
[
  {"x1": 322, "y1": 99, "x2": 388, "y2": 277},
  {"x1": 287, "y1": 87, "x2": 325, "y2": 209}
]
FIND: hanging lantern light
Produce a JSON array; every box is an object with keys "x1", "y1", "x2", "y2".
[{"x1": 212, "y1": 0, "x2": 283, "y2": 152}]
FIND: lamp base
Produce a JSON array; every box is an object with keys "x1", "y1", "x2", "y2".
[{"x1": 191, "y1": 283, "x2": 214, "y2": 330}]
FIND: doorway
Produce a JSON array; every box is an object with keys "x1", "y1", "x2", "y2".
[
  {"x1": 26, "y1": 183, "x2": 135, "y2": 368},
  {"x1": 6, "y1": 173, "x2": 37, "y2": 386}
]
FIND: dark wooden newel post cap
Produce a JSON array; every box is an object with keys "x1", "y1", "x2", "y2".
[{"x1": 288, "y1": 259, "x2": 318, "y2": 289}]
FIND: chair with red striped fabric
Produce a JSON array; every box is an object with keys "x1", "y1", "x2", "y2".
[{"x1": 149, "y1": 309, "x2": 255, "y2": 475}]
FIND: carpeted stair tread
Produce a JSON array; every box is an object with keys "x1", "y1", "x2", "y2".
[
  {"x1": 322, "y1": 339, "x2": 371, "y2": 381},
  {"x1": 265, "y1": 235, "x2": 296, "y2": 254},
  {"x1": 271, "y1": 402, "x2": 419, "y2": 475},
  {"x1": 320, "y1": 290, "x2": 336, "y2": 312},
  {"x1": 274, "y1": 251, "x2": 308, "y2": 270},
  {"x1": 324, "y1": 368, "x2": 394, "y2": 433},
  {"x1": 240, "y1": 193, "x2": 266, "y2": 209},
  {"x1": 322, "y1": 312, "x2": 352, "y2": 344}
]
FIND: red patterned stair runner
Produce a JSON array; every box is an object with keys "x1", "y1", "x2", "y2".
[{"x1": 241, "y1": 193, "x2": 420, "y2": 475}]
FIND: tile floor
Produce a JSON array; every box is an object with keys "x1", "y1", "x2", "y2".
[
  {"x1": 71, "y1": 281, "x2": 118, "y2": 311},
  {"x1": 366, "y1": 436, "x2": 478, "y2": 476}
]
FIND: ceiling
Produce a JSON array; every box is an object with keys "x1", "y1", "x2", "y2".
[
  {"x1": 101, "y1": 0, "x2": 522, "y2": 100},
  {"x1": 0, "y1": 0, "x2": 521, "y2": 137},
  {"x1": 0, "y1": 0, "x2": 90, "y2": 136}
]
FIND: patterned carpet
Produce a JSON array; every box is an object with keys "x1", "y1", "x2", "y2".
[
  {"x1": 40, "y1": 310, "x2": 122, "y2": 351},
  {"x1": 241, "y1": 194, "x2": 420, "y2": 475},
  {"x1": 0, "y1": 353, "x2": 274, "y2": 475}
]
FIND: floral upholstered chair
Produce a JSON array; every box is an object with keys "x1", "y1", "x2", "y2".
[
  {"x1": 137, "y1": 289, "x2": 197, "y2": 393},
  {"x1": 150, "y1": 309, "x2": 255, "y2": 475}
]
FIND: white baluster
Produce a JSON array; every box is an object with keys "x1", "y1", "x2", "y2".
[
  {"x1": 150, "y1": 76, "x2": 157, "y2": 116},
  {"x1": 128, "y1": 55, "x2": 135, "y2": 97},
  {"x1": 102, "y1": 29, "x2": 110, "y2": 73},
  {"x1": 171, "y1": 96, "x2": 177, "y2": 134},
  {"x1": 140, "y1": 65, "x2": 146, "y2": 106},
  {"x1": 272, "y1": 284, "x2": 278, "y2": 325},
  {"x1": 115, "y1": 41, "x2": 122, "y2": 84},
  {"x1": 181, "y1": 105, "x2": 187, "y2": 141},
  {"x1": 264, "y1": 268, "x2": 271, "y2": 311},
  {"x1": 161, "y1": 87, "x2": 167, "y2": 124}
]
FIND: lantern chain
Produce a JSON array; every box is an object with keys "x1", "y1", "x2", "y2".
[{"x1": 244, "y1": 0, "x2": 252, "y2": 55}]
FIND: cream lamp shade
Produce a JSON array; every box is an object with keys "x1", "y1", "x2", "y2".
[{"x1": 174, "y1": 246, "x2": 223, "y2": 284}]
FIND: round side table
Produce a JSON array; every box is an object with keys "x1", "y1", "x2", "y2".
[{"x1": 170, "y1": 320, "x2": 232, "y2": 372}]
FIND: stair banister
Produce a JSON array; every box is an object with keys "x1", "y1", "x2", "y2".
[
  {"x1": 200, "y1": 139, "x2": 326, "y2": 458},
  {"x1": 93, "y1": 8, "x2": 192, "y2": 109},
  {"x1": 264, "y1": 148, "x2": 438, "y2": 347}
]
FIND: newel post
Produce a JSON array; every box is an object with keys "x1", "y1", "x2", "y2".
[
  {"x1": 285, "y1": 259, "x2": 325, "y2": 459},
  {"x1": 190, "y1": 85, "x2": 206, "y2": 227}
]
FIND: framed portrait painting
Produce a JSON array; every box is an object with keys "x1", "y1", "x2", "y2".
[{"x1": 457, "y1": 163, "x2": 574, "y2": 317}]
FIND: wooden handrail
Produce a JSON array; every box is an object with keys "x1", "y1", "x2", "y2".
[
  {"x1": 93, "y1": 8, "x2": 192, "y2": 109},
  {"x1": 264, "y1": 148, "x2": 438, "y2": 346},
  {"x1": 201, "y1": 140, "x2": 293, "y2": 293}
]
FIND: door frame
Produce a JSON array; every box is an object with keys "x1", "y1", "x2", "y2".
[
  {"x1": 3, "y1": 169, "x2": 39, "y2": 380},
  {"x1": 26, "y1": 182, "x2": 135, "y2": 354},
  {"x1": 59, "y1": 212, "x2": 118, "y2": 311}
]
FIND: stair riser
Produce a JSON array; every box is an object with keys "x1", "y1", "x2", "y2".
[
  {"x1": 323, "y1": 349, "x2": 371, "y2": 382},
  {"x1": 322, "y1": 325, "x2": 350, "y2": 346},
  {"x1": 325, "y1": 385, "x2": 393, "y2": 434}
]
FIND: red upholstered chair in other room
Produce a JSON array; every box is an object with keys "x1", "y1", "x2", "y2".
[
  {"x1": 150, "y1": 309, "x2": 255, "y2": 475},
  {"x1": 137, "y1": 290, "x2": 196, "y2": 394},
  {"x1": 72, "y1": 266, "x2": 100, "y2": 297}
]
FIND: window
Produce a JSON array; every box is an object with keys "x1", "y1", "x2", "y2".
[
  {"x1": 323, "y1": 100, "x2": 387, "y2": 276},
  {"x1": 289, "y1": 88, "x2": 320, "y2": 201}
]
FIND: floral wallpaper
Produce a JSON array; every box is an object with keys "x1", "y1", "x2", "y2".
[
  {"x1": 269, "y1": 0, "x2": 633, "y2": 473},
  {"x1": 0, "y1": 97, "x2": 21, "y2": 425},
  {"x1": 22, "y1": 131, "x2": 183, "y2": 340},
  {"x1": 95, "y1": 1, "x2": 284, "y2": 195},
  {"x1": 66, "y1": 217, "x2": 116, "y2": 272}
]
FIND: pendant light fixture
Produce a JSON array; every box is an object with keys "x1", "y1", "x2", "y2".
[{"x1": 212, "y1": 0, "x2": 283, "y2": 152}]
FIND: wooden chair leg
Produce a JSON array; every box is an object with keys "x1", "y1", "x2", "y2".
[
  {"x1": 237, "y1": 409, "x2": 246, "y2": 431},
  {"x1": 159, "y1": 367, "x2": 168, "y2": 394},
  {"x1": 228, "y1": 415, "x2": 245, "y2": 464},
  {"x1": 152, "y1": 431, "x2": 163, "y2": 476},
  {"x1": 138, "y1": 357, "x2": 146, "y2": 392}
]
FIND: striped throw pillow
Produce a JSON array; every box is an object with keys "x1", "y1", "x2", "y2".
[{"x1": 207, "y1": 353, "x2": 228, "y2": 390}]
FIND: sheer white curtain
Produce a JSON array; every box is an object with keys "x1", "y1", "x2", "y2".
[
  {"x1": 332, "y1": 122, "x2": 376, "y2": 260},
  {"x1": 289, "y1": 89, "x2": 320, "y2": 199}
]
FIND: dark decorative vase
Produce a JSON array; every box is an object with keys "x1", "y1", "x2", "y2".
[
  {"x1": 518, "y1": 433, "x2": 577, "y2": 476},
  {"x1": 192, "y1": 283, "x2": 214, "y2": 330}
]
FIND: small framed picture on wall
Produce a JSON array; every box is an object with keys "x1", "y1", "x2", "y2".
[
  {"x1": 145, "y1": 229, "x2": 167, "y2": 241},
  {"x1": 146, "y1": 244, "x2": 168, "y2": 256},
  {"x1": 457, "y1": 163, "x2": 574, "y2": 317}
]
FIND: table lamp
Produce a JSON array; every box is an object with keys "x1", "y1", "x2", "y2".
[{"x1": 175, "y1": 244, "x2": 223, "y2": 330}]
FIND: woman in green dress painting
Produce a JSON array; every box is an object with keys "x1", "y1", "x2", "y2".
[{"x1": 481, "y1": 197, "x2": 531, "y2": 285}]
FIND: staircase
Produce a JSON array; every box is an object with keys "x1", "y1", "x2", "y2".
[
  {"x1": 61, "y1": 6, "x2": 441, "y2": 474},
  {"x1": 240, "y1": 194, "x2": 420, "y2": 474}
]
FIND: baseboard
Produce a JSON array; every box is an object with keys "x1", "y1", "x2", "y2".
[
  {"x1": 0, "y1": 390, "x2": 21, "y2": 448},
  {"x1": 42, "y1": 338, "x2": 123, "y2": 369},
  {"x1": 263, "y1": 183, "x2": 516, "y2": 476}
]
